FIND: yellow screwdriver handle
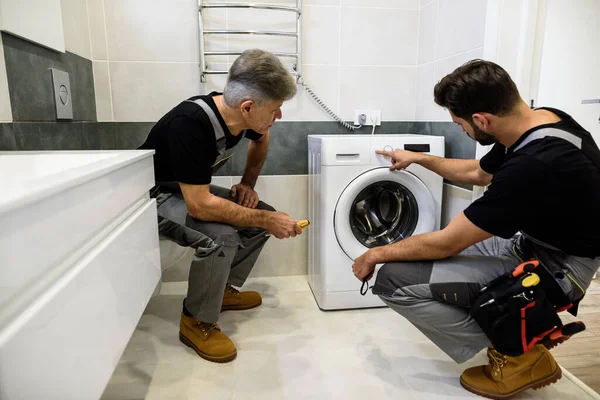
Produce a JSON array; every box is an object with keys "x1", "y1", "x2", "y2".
[
  {"x1": 297, "y1": 219, "x2": 310, "y2": 229},
  {"x1": 522, "y1": 273, "x2": 540, "y2": 288}
]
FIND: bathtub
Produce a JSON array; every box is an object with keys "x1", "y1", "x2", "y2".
[{"x1": 0, "y1": 150, "x2": 161, "y2": 400}]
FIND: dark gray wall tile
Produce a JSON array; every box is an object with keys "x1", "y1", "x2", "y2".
[
  {"x1": 82, "y1": 122, "x2": 115, "y2": 150},
  {"x1": 428, "y1": 122, "x2": 476, "y2": 160},
  {"x1": 228, "y1": 121, "x2": 477, "y2": 177},
  {"x1": 0, "y1": 120, "x2": 476, "y2": 194},
  {"x1": 13, "y1": 122, "x2": 83, "y2": 150},
  {"x1": 114, "y1": 122, "x2": 155, "y2": 149},
  {"x1": 2, "y1": 32, "x2": 96, "y2": 122},
  {"x1": 213, "y1": 161, "x2": 233, "y2": 176},
  {"x1": 39, "y1": 123, "x2": 83, "y2": 149},
  {"x1": 64, "y1": 53, "x2": 96, "y2": 121},
  {"x1": 13, "y1": 123, "x2": 41, "y2": 150},
  {"x1": 0, "y1": 124, "x2": 17, "y2": 150},
  {"x1": 448, "y1": 181, "x2": 473, "y2": 191}
]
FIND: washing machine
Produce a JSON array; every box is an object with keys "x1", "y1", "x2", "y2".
[{"x1": 307, "y1": 134, "x2": 444, "y2": 310}]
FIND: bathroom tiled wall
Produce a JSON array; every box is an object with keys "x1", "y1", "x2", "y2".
[
  {"x1": 2, "y1": 33, "x2": 96, "y2": 122},
  {"x1": 416, "y1": 0, "x2": 488, "y2": 121},
  {"x1": 0, "y1": 0, "x2": 490, "y2": 278}
]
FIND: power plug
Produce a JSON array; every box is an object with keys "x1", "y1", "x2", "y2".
[{"x1": 358, "y1": 113, "x2": 367, "y2": 125}]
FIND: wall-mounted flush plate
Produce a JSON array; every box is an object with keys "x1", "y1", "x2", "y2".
[{"x1": 50, "y1": 68, "x2": 73, "y2": 120}]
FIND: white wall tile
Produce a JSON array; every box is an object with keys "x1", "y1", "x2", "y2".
[
  {"x1": 211, "y1": 176, "x2": 233, "y2": 189},
  {"x1": 418, "y1": 1, "x2": 437, "y2": 64},
  {"x1": 441, "y1": 183, "x2": 472, "y2": 228},
  {"x1": 0, "y1": 35, "x2": 12, "y2": 122},
  {"x1": 282, "y1": 65, "x2": 339, "y2": 121},
  {"x1": 341, "y1": 0, "x2": 419, "y2": 8},
  {"x1": 241, "y1": 175, "x2": 309, "y2": 277},
  {"x1": 110, "y1": 62, "x2": 201, "y2": 122},
  {"x1": 429, "y1": 47, "x2": 484, "y2": 121},
  {"x1": 92, "y1": 61, "x2": 113, "y2": 121},
  {"x1": 435, "y1": 0, "x2": 487, "y2": 60},
  {"x1": 202, "y1": 8, "x2": 228, "y2": 65},
  {"x1": 87, "y1": 0, "x2": 108, "y2": 60},
  {"x1": 339, "y1": 66, "x2": 417, "y2": 120},
  {"x1": 227, "y1": 0, "x2": 296, "y2": 4},
  {"x1": 340, "y1": 7, "x2": 418, "y2": 66},
  {"x1": 200, "y1": 63, "x2": 228, "y2": 95},
  {"x1": 226, "y1": 6, "x2": 297, "y2": 64},
  {"x1": 415, "y1": 62, "x2": 434, "y2": 121},
  {"x1": 103, "y1": 0, "x2": 199, "y2": 62},
  {"x1": 61, "y1": 0, "x2": 92, "y2": 59},
  {"x1": 304, "y1": 0, "x2": 339, "y2": 5},
  {"x1": 302, "y1": 6, "x2": 340, "y2": 65},
  {"x1": 226, "y1": 36, "x2": 297, "y2": 64},
  {"x1": 420, "y1": 0, "x2": 434, "y2": 8},
  {"x1": 226, "y1": 5, "x2": 298, "y2": 30}
]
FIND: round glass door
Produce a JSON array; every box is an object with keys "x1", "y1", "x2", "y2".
[
  {"x1": 350, "y1": 181, "x2": 418, "y2": 248},
  {"x1": 334, "y1": 168, "x2": 436, "y2": 261}
]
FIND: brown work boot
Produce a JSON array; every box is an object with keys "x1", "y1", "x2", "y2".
[
  {"x1": 460, "y1": 345, "x2": 562, "y2": 399},
  {"x1": 221, "y1": 283, "x2": 262, "y2": 311},
  {"x1": 179, "y1": 313, "x2": 237, "y2": 363}
]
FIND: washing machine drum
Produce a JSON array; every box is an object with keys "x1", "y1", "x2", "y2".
[
  {"x1": 335, "y1": 168, "x2": 436, "y2": 260},
  {"x1": 351, "y1": 182, "x2": 418, "y2": 247}
]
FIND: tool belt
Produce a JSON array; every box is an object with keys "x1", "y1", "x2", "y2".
[{"x1": 471, "y1": 255, "x2": 586, "y2": 356}]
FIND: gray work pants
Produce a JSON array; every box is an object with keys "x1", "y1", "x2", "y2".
[
  {"x1": 373, "y1": 235, "x2": 599, "y2": 364},
  {"x1": 155, "y1": 185, "x2": 273, "y2": 323}
]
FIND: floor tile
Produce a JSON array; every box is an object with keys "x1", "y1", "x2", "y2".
[{"x1": 103, "y1": 276, "x2": 600, "y2": 400}]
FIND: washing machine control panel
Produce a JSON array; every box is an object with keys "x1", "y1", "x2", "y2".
[
  {"x1": 374, "y1": 144, "x2": 394, "y2": 167},
  {"x1": 371, "y1": 136, "x2": 435, "y2": 166}
]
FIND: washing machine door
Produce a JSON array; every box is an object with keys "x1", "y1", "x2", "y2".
[{"x1": 334, "y1": 167, "x2": 436, "y2": 261}]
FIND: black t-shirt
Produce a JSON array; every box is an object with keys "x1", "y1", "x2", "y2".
[
  {"x1": 138, "y1": 92, "x2": 263, "y2": 185},
  {"x1": 464, "y1": 108, "x2": 600, "y2": 258}
]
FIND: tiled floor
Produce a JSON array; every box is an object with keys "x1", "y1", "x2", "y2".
[
  {"x1": 554, "y1": 279, "x2": 600, "y2": 393},
  {"x1": 101, "y1": 276, "x2": 600, "y2": 400}
]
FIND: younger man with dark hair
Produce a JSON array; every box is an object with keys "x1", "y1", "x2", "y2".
[{"x1": 354, "y1": 60, "x2": 600, "y2": 398}]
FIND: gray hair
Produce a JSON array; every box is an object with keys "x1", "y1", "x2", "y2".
[{"x1": 223, "y1": 49, "x2": 297, "y2": 108}]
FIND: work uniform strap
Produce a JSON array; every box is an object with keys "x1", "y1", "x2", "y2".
[
  {"x1": 514, "y1": 127, "x2": 582, "y2": 152},
  {"x1": 185, "y1": 98, "x2": 226, "y2": 153}
]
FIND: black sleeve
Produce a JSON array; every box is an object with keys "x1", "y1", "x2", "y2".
[
  {"x1": 244, "y1": 129, "x2": 264, "y2": 141},
  {"x1": 479, "y1": 143, "x2": 506, "y2": 174},
  {"x1": 167, "y1": 115, "x2": 217, "y2": 185},
  {"x1": 464, "y1": 157, "x2": 547, "y2": 238}
]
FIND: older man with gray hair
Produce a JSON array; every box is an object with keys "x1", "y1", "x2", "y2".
[{"x1": 139, "y1": 49, "x2": 301, "y2": 363}]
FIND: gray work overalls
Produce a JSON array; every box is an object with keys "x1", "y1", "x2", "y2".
[{"x1": 154, "y1": 98, "x2": 273, "y2": 323}]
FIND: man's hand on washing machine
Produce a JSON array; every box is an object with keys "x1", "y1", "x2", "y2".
[
  {"x1": 352, "y1": 250, "x2": 377, "y2": 281},
  {"x1": 376, "y1": 149, "x2": 423, "y2": 171}
]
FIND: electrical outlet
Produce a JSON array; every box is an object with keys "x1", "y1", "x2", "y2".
[{"x1": 354, "y1": 110, "x2": 381, "y2": 126}]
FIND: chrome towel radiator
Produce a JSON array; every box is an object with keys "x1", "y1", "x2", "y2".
[{"x1": 198, "y1": 0, "x2": 303, "y2": 83}]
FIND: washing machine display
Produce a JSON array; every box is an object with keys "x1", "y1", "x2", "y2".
[{"x1": 349, "y1": 180, "x2": 419, "y2": 248}]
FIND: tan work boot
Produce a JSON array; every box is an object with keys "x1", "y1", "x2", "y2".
[
  {"x1": 460, "y1": 345, "x2": 561, "y2": 399},
  {"x1": 221, "y1": 283, "x2": 262, "y2": 311},
  {"x1": 179, "y1": 313, "x2": 237, "y2": 363}
]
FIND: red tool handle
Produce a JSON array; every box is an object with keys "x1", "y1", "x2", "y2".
[
  {"x1": 511, "y1": 260, "x2": 540, "y2": 278},
  {"x1": 548, "y1": 321, "x2": 586, "y2": 341}
]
